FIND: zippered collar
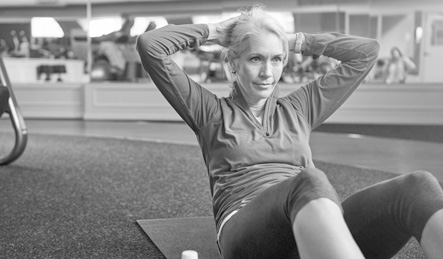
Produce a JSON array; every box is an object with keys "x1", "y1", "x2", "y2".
[{"x1": 229, "y1": 81, "x2": 279, "y2": 132}]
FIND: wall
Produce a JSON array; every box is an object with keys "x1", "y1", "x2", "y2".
[
  {"x1": 294, "y1": 12, "x2": 345, "y2": 33},
  {"x1": 8, "y1": 82, "x2": 443, "y2": 125},
  {"x1": 11, "y1": 83, "x2": 84, "y2": 118},
  {"x1": 379, "y1": 13, "x2": 415, "y2": 58},
  {"x1": 349, "y1": 14, "x2": 370, "y2": 37}
]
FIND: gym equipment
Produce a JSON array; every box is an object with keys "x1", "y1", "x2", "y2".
[{"x1": 0, "y1": 57, "x2": 28, "y2": 165}]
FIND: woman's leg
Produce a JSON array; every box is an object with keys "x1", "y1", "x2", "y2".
[
  {"x1": 343, "y1": 171, "x2": 443, "y2": 259},
  {"x1": 422, "y1": 209, "x2": 443, "y2": 259},
  {"x1": 293, "y1": 197, "x2": 364, "y2": 259},
  {"x1": 218, "y1": 176, "x2": 299, "y2": 259},
  {"x1": 219, "y1": 167, "x2": 363, "y2": 259}
]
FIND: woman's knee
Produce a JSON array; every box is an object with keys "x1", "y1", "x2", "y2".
[
  {"x1": 287, "y1": 167, "x2": 341, "y2": 221},
  {"x1": 412, "y1": 170, "x2": 438, "y2": 183},
  {"x1": 395, "y1": 171, "x2": 443, "y2": 240},
  {"x1": 402, "y1": 171, "x2": 441, "y2": 194},
  {"x1": 298, "y1": 167, "x2": 330, "y2": 186},
  {"x1": 389, "y1": 171, "x2": 443, "y2": 209}
]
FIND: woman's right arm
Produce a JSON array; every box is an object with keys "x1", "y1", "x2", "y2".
[{"x1": 136, "y1": 24, "x2": 220, "y2": 132}]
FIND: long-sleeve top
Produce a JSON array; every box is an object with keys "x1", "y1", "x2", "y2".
[{"x1": 136, "y1": 24, "x2": 380, "y2": 234}]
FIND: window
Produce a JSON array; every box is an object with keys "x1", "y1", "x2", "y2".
[
  {"x1": 431, "y1": 20, "x2": 443, "y2": 45},
  {"x1": 31, "y1": 17, "x2": 64, "y2": 38}
]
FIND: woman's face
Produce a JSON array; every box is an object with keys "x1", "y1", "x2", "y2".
[
  {"x1": 391, "y1": 49, "x2": 401, "y2": 59},
  {"x1": 234, "y1": 31, "x2": 285, "y2": 105}
]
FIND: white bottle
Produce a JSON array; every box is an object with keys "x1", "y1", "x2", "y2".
[{"x1": 181, "y1": 250, "x2": 198, "y2": 259}]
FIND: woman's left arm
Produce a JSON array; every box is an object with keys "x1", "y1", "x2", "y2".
[{"x1": 286, "y1": 33, "x2": 380, "y2": 129}]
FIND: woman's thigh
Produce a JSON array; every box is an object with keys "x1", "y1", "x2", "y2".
[
  {"x1": 343, "y1": 171, "x2": 443, "y2": 259},
  {"x1": 218, "y1": 178, "x2": 299, "y2": 259},
  {"x1": 218, "y1": 168, "x2": 341, "y2": 259}
]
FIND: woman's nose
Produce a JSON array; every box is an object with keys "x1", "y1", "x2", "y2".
[{"x1": 260, "y1": 61, "x2": 273, "y2": 77}]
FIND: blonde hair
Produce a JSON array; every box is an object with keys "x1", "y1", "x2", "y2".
[{"x1": 221, "y1": 4, "x2": 289, "y2": 82}]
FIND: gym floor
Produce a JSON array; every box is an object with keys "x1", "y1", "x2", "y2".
[
  {"x1": 1, "y1": 119, "x2": 442, "y2": 181},
  {"x1": 1, "y1": 118, "x2": 442, "y2": 258}
]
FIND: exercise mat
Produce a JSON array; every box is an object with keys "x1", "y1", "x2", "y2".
[{"x1": 137, "y1": 217, "x2": 220, "y2": 259}]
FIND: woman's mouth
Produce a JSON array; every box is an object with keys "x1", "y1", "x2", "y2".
[{"x1": 254, "y1": 82, "x2": 274, "y2": 88}]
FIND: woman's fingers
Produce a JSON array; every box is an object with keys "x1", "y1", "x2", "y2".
[{"x1": 209, "y1": 15, "x2": 242, "y2": 47}]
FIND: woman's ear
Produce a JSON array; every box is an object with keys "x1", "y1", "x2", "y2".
[
  {"x1": 231, "y1": 60, "x2": 238, "y2": 73},
  {"x1": 222, "y1": 59, "x2": 238, "y2": 82}
]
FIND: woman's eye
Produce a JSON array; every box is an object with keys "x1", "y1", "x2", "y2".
[
  {"x1": 272, "y1": 57, "x2": 283, "y2": 63},
  {"x1": 250, "y1": 57, "x2": 261, "y2": 62}
]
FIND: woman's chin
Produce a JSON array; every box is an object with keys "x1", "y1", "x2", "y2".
[{"x1": 256, "y1": 86, "x2": 276, "y2": 99}]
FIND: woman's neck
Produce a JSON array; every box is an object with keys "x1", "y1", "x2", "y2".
[
  {"x1": 249, "y1": 101, "x2": 265, "y2": 113},
  {"x1": 249, "y1": 101, "x2": 266, "y2": 124},
  {"x1": 234, "y1": 82, "x2": 267, "y2": 123}
]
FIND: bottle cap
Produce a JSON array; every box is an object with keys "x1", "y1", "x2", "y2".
[{"x1": 181, "y1": 250, "x2": 198, "y2": 259}]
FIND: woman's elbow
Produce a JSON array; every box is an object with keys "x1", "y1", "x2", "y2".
[
  {"x1": 135, "y1": 33, "x2": 151, "y2": 54},
  {"x1": 366, "y1": 39, "x2": 380, "y2": 64},
  {"x1": 370, "y1": 39, "x2": 381, "y2": 57}
]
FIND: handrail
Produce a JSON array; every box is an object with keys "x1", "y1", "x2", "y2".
[{"x1": 0, "y1": 58, "x2": 28, "y2": 165}]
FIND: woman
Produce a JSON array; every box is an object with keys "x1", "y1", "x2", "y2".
[
  {"x1": 385, "y1": 46, "x2": 417, "y2": 84},
  {"x1": 137, "y1": 5, "x2": 443, "y2": 259}
]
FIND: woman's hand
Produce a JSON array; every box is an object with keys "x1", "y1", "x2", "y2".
[
  {"x1": 207, "y1": 15, "x2": 242, "y2": 47},
  {"x1": 288, "y1": 32, "x2": 305, "y2": 54}
]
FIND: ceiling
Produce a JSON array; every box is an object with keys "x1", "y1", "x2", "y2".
[
  {"x1": 1, "y1": 0, "x2": 220, "y2": 7},
  {"x1": 0, "y1": 0, "x2": 301, "y2": 18},
  {"x1": 0, "y1": 0, "x2": 441, "y2": 19},
  {"x1": 1, "y1": 0, "x2": 441, "y2": 7},
  {"x1": 1, "y1": 0, "x2": 165, "y2": 6}
]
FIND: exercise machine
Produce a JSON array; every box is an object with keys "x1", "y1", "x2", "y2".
[{"x1": 0, "y1": 58, "x2": 28, "y2": 165}]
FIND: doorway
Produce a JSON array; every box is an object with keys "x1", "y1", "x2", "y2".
[{"x1": 421, "y1": 12, "x2": 443, "y2": 83}]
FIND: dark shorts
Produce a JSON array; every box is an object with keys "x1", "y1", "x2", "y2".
[{"x1": 218, "y1": 168, "x2": 443, "y2": 259}]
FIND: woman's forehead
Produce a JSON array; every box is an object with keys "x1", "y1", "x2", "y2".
[{"x1": 242, "y1": 32, "x2": 284, "y2": 55}]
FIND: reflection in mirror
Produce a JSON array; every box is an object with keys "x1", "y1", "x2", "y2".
[
  {"x1": 0, "y1": 15, "x2": 89, "y2": 84},
  {"x1": 84, "y1": 15, "x2": 169, "y2": 83},
  {"x1": 1, "y1": 1, "x2": 443, "y2": 85}
]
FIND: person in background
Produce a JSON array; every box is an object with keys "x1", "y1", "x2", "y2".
[
  {"x1": 137, "y1": 4, "x2": 443, "y2": 259},
  {"x1": 18, "y1": 31, "x2": 30, "y2": 58},
  {"x1": 385, "y1": 46, "x2": 417, "y2": 84},
  {"x1": 0, "y1": 39, "x2": 9, "y2": 57},
  {"x1": 10, "y1": 30, "x2": 20, "y2": 54}
]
